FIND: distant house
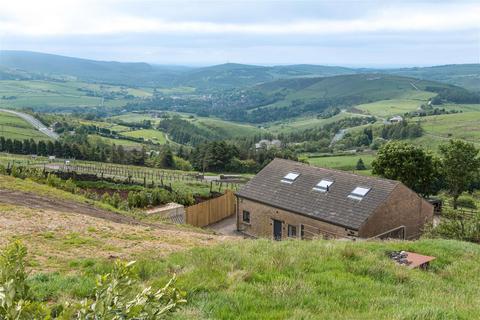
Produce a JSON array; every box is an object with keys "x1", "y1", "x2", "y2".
[
  {"x1": 255, "y1": 139, "x2": 282, "y2": 150},
  {"x1": 389, "y1": 115, "x2": 404, "y2": 123},
  {"x1": 235, "y1": 159, "x2": 433, "y2": 240}
]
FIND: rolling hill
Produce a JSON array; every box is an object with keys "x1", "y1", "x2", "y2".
[
  {"x1": 383, "y1": 64, "x2": 480, "y2": 92},
  {"x1": 174, "y1": 63, "x2": 356, "y2": 89},
  {"x1": 1, "y1": 51, "x2": 478, "y2": 91},
  {"x1": 228, "y1": 74, "x2": 461, "y2": 122},
  {"x1": 0, "y1": 50, "x2": 188, "y2": 87}
]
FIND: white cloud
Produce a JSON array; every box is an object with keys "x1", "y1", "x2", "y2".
[{"x1": 0, "y1": 0, "x2": 478, "y2": 36}]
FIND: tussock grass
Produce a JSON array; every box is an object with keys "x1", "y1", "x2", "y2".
[{"x1": 24, "y1": 239, "x2": 480, "y2": 319}]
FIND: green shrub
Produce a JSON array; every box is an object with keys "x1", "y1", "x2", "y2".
[
  {"x1": 46, "y1": 173, "x2": 63, "y2": 188},
  {"x1": 63, "y1": 178, "x2": 77, "y2": 194},
  {"x1": 457, "y1": 196, "x2": 477, "y2": 209},
  {"x1": 425, "y1": 209, "x2": 480, "y2": 243}
]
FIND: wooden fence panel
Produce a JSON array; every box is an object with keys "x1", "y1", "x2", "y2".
[{"x1": 186, "y1": 190, "x2": 236, "y2": 227}]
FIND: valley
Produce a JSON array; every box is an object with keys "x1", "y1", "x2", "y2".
[{"x1": 1, "y1": 50, "x2": 480, "y2": 319}]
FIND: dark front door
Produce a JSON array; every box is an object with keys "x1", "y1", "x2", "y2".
[{"x1": 273, "y1": 219, "x2": 282, "y2": 240}]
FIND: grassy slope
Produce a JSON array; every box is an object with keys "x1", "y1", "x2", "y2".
[
  {"x1": 18, "y1": 238, "x2": 480, "y2": 319},
  {"x1": 0, "y1": 174, "x2": 120, "y2": 213},
  {"x1": 356, "y1": 91, "x2": 436, "y2": 118},
  {"x1": 0, "y1": 111, "x2": 50, "y2": 141},
  {"x1": 120, "y1": 129, "x2": 168, "y2": 144},
  {"x1": 111, "y1": 112, "x2": 262, "y2": 140},
  {"x1": 307, "y1": 154, "x2": 375, "y2": 171},
  {"x1": 254, "y1": 74, "x2": 449, "y2": 112},
  {"x1": 88, "y1": 134, "x2": 144, "y2": 148},
  {"x1": 0, "y1": 80, "x2": 151, "y2": 109}
]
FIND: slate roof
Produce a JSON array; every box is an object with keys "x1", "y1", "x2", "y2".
[{"x1": 236, "y1": 158, "x2": 401, "y2": 230}]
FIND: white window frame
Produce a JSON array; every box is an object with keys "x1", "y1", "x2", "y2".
[
  {"x1": 313, "y1": 179, "x2": 334, "y2": 192},
  {"x1": 281, "y1": 172, "x2": 300, "y2": 184}
]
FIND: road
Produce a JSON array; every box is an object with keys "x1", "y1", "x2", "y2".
[{"x1": 0, "y1": 108, "x2": 59, "y2": 140}]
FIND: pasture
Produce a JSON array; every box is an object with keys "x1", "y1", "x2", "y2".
[
  {"x1": 0, "y1": 80, "x2": 151, "y2": 110},
  {"x1": 306, "y1": 153, "x2": 376, "y2": 171},
  {"x1": 88, "y1": 134, "x2": 144, "y2": 148},
  {"x1": 120, "y1": 129, "x2": 168, "y2": 144},
  {"x1": 356, "y1": 92, "x2": 435, "y2": 118},
  {"x1": 0, "y1": 111, "x2": 49, "y2": 141},
  {"x1": 267, "y1": 112, "x2": 365, "y2": 133}
]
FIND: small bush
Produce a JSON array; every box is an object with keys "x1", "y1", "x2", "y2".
[{"x1": 457, "y1": 196, "x2": 477, "y2": 209}]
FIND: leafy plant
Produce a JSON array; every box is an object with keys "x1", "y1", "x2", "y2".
[{"x1": 0, "y1": 242, "x2": 186, "y2": 319}]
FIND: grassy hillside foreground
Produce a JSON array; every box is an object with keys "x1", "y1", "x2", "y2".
[
  {"x1": 1, "y1": 176, "x2": 480, "y2": 319},
  {"x1": 4, "y1": 239, "x2": 478, "y2": 319}
]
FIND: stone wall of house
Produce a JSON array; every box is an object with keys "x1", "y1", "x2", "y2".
[
  {"x1": 236, "y1": 198, "x2": 356, "y2": 240},
  {"x1": 358, "y1": 184, "x2": 434, "y2": 239}
]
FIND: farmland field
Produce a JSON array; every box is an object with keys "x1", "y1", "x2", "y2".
[
  {"x1": 88, "y1": 134, "x2": 144, "y2": 148},
  {"x1": 306, "y1": 153, "x2": 375, "y2": 171},
  {"x1": 404, "y1": 111, "x2": 480, "y2": 151},
  {"x1": 0, "y1": 111, "x2": 49, "y2": 141},
  {"x1": 356, "y1": 91, "x2": 436, "y2": 118},
  {"x1": 188, "y1": 115, "x2": 261, "y2": 138},
  {"x1": 0, "y1": 80, "x2": 151, "y2": 110},
  {"x1": 267, "y1": 112, "x2": 366, "y2": 133},
  {"x1": 111, "y1": 112, "x2": 262, "y2": 139},
  {"x1": 120, "y1": 129, "x2": 168, "y2": 144}
]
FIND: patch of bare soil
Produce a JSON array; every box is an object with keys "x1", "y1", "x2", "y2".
[
  {"x1": 0, "y1": 190, "x2": 234, "y2": 272},
  {"x1": 0, "y1": 189, "x2": 145, "y2": 226}
]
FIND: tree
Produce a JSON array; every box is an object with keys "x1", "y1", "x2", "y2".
[
  {"x1": 159, "y1": 146, "x2": 175, "y2": 168},
  {"x1": 372, "y1": 141, "x2": 440, "y2": 197},
  {"x1": 356, "y1": 158, "x2": 366, "y2": 170},
  {"x1": 439, "y1": 140, "x2": 480, "y2": 209},
  {"x1": 37, "y1": 141, "x2": 47, "y2": 156}
]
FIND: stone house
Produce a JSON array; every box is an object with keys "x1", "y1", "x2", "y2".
[{"x1": 235, "y1": 158, "x2": 433, "y2": 240}]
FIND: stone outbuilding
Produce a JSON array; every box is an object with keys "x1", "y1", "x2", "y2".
[{"x1": 235, "y1": 158, "x2": 433, "y2": 240}]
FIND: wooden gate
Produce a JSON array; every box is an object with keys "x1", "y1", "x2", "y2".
[{"x1": 186, "y1": 190, "x2": 236, "y2": 227}]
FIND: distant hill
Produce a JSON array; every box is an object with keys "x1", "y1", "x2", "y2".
[
  {"x1": 175, "y1": 63, "x2": 356, "y2": 89},
  {"x1": 1, "y1": 51, "x2": 478, "y2": 90},
  {"x1": 382, "y1": 64, "x2": 480, "y2": 92},
  {"x1": 255, "y1": 73, "x2": 454, "y2": 104},
  {"x1": 0, "y1": 50, "x2": 186, "y2": 87},
  {"x1": 219, "y1": 74, "x2": 469, "y2": 122}
]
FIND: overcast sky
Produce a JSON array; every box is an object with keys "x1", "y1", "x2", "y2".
[{"x1": 0, "y1": 0, "x2": 479, "y2": 66}]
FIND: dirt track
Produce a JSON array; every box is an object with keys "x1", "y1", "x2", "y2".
[{"x1": 0, "y1": 189, "x2": 150, "y2": 226}]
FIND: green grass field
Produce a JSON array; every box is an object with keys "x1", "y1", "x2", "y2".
[
  {"x1": 79, "y1": 120, "x2": 131, "y2": 133},
  {"x1": 306, "y1": 153, "x2": 375, "y2": 171},
  {"x1": 0, "y1": 111, "x2": 50, "y2": 141},
  {"x1": 403, "y1": 111, "x2": 480, "y2": 151},
  {"x1": 16, "y1": 238, "x2": 480, "y2": 319},
  {"x1": 0, "y1": 80, "x2": 151, "y2": 110},
  {"x1": 111, "y1": 112, "x2": 262, "y2": 140},
  {"x1": 356, "y1": 91, "x2": 436, "y2": 118},
  {"x1": 88, "y1": 134, "x2": 144, "y2": 148},
  {"x1": 267, "y1": 112, "x2": 367, "y2": 133},
  {"x1": 120, "y1": 129, "x2": 168, "y2": 144},
  {"x1": 189, "y1": 115, "x2": 261, "y2": 138}
]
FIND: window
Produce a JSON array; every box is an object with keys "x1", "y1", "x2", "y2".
[
  {"x1": 348, "y1": 186, "x2": 371, "y2": 200},
  {"x1": 300, "y1": 224, "x2": 305, "y2": 239},
  {"x1": 242, "y1": 210, "x2": 250, "y2": 223},
  {"x1": 313, "y1": 179, "x2": 334, "y2": 192},
  {"x1": 288, "y1": 225, "x2": 297, "y2": 238},
  {"x1": 281, "y1": 172, "x2": 300, "y2": 184}
]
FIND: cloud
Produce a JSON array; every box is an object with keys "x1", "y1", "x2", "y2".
[{"x1": 0, "y1": 0, "x2": 478, "y2": 36}]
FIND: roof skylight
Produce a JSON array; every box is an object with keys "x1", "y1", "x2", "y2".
[
  {"x1": 281, "y1": 172, "x2": 300, "y2": 184},
  {"x1": 348, "y1": 186, "x2": 371, "y2": 200},
  {"x1": 313, "y1": 179, "x2": 334, "y2": 192}
]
